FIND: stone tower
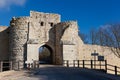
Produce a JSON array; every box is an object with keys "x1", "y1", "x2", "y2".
[
  {"x1": 9, "y1": 17, "x2": 30, "y2": 69},
  {"x1": 26, "y1": 11, "x2": 61, "y2": 65}
]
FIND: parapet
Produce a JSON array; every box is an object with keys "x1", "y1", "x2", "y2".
[
  {"x1": 30, "y1": 10, "x2": 60, "y2": 17},
  {"x1": 10, "y1": 16, "x2": 30, "y2": 26},
  {"x1": 58, "y1": 20, "x2": 78, "y2": 25},
  {"x1": 30, "y1": 11, "x2": 61, "y2": 23},
  {"x1": 0, "y1": 26, "x2": 8, "y2": 27},
  {"x1": 10, "y1": 16, "x2": 30, "y2": 22},
  {"x1": 0, "y1": 26, "x2": 8, "y2": 32},
  {"x1": 55, "y1": 21, "x2": 79, "y2": 31},
  {"x1": 9, "y1": 11, "x2": 61, "y2": 27}
]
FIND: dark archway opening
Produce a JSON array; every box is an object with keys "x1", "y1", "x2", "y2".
[{"x1": 39, "y1": 45, "x2": 53, "y2": 64}]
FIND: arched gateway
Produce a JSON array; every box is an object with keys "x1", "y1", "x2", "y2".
[
  {"x1": 8, "y1": 11, "x2": 81, "y2": 69},
  {"x1": 39, "y1": 45, "x2": 53, "y2": 64}
]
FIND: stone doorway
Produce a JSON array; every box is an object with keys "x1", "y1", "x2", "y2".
[{"x1": 39, "y1": 45, "x2": 53, "y2": 64}]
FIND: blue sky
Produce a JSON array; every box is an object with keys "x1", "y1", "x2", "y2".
[{"x1": 0, "y1": 0, "x2": 120, "y2": 33}]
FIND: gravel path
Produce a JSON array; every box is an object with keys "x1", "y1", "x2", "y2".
[{"x1": 0, "y1": 65, "x2": 120, "y2": 80}]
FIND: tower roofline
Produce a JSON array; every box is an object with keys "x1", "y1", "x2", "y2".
[
  {"x1": 30, "y1": 10, "x2": 60, "y2": 16},
  {"x1": 0, "y1": 26, "x2": 8, "y2": 28}
]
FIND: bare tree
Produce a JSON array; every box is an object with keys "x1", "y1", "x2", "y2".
[
  {"x1": 79, "y1": 32, "x2": 89, "y2": 44},
  {"x1": 79, "y1": 24, "x2": 120, "y2": 58},
  {"x1": 103, "y1": 24, "x2": 120, "y2": 58},
  {"x1": 89, "y1": 28, "x2": 100, "y2": 45},
  {"x1": 96, "y1": 24, "x2": 120, "y2": 58}
]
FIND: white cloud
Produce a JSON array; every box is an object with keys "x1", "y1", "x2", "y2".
[{"x1": 0, "y1": 0, "x2": 26, "y2": 9}]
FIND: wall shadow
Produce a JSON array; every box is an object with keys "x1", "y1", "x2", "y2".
[{"x1": 0, "y1": 27, "x2": 9, "y2": 61}]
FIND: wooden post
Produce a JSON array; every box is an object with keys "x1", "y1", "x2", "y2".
[
  {"x1": 67, "y1": 60, "x2": 69, "y2": 67},
  {"x1": 115, "y1": 66, "x2": 117, "y2": 75},
  {"x1": 33, "y1": 61, "x2": 35, "y2": 68},
  {"x1": 10, "y1": 61, "x2": 12, "y2": 70},
  {"x1": 94, "y1": 59, "x2": 96, "y2": 69},
  {"x1": 91, "y1": 60, "x2": 93, "y2": 69},
  {"x1": 35, "y1": 61, "x2": 36, "y2": 68},
  {"x1": 37, "y1": 63, "x2": 39, "y2": 68},
  {"x1": 77, "y1": 60, "x2": 79, "y2": 68},
  {"x1": 73, "y1": 60, "x2": 75, "y2": 67},
  {"x1": 28, "y1": 63, "x2": 30, "y2": 70},
  {"x1": 0, "y1": 61, "x2": 3, "y2": 72},
  {"x1": 105, "y1": 60, "x2": 107, "y2": 73},
  {"x1": 18, "y1": 61, "x2": 20, "y2": 70},
  {"x1": 37, "y1": 61, "x2": 39, "y2": 68},
  {"x1": 31, "y1": 63, "x2": 33, "y2": 69},
  {"x1": 38, "y1": 61, "x2": 40, "y2": 68},
  {"x1": 33, "y1": 61, "x2": 35, "y2": 69},
  {"x1": 62, "y1": 60, "x2": 64, "y2": 66},
  {"x1": 100, "y1": 61, "x2": 101, "y2": 70},
  {"x1": 83, "y1": 60, "x2": 85, "y2": 68}
]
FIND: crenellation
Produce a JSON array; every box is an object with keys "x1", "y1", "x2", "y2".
[{"x1": 30, "y1": 11, "x2": 61, "y2": 23}]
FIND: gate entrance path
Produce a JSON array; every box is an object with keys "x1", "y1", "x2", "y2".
[{"x1": 0, "y1": 65, "x2": 120, "y2": 80}]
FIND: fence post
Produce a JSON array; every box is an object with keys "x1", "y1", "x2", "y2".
[
  {"x1": 67, "y1": 60, "x2": 69, "y2": 67},
  {"x1": 115, "y1": 66, "x2": 117, "y2": 75},
  {"x1": 18, "y1": 61, "x2": 20, "y2": 70},
  {"x1": 99, "y1": 61, "x2": 101, "y2": 70},
  {"x1": 63, "y1": 60, "x2": 64, "y2": 66},
  {"x1": 38, "y1": 63, "x2": 39, "y2": 68},
  {"x1": 0, "y1": 61, "x2": 3, "y2": 72},
  {"x1": 73, "y1": 60, "x2": 75, "y2": 67},
  {"x1": 94, "y1": 60, "x2": 96, "y2": 69},
  {"x1": 10, "y1": 61, "x2": 12, "y2": 70},
  {"x1": 31, "y1": 63, "x2": 33, "y2": 69},
  {"x1": 105, "y1": 60, "x2": 107, "y2": 73},
  {"x1": 77, "y1": 60, "x2": 79, "y2": 68},
  {"x1": 33, "y1": 61, "x2": 35, "y2": 68},
  {"x1": 91, "y1": 60, "x2": 93, "y2": 69},
  {"x1": 37, "y1": 61, "x2": 39, "y2": 68},
  {"x1": 83, "y1": 60, "x2": 85, "y2": 68}
]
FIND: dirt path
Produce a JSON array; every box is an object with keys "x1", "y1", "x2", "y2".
[
  {"x1": 0, "y1": 65, "x2": 120, "y2": 80},
  {"x1": 0, "y1": 70, "x2": 29, "y2": 80}
]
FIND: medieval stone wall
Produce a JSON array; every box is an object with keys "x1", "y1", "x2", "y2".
[
  {"x1": 0, "y1": 11, "x2": 120, "y2": 72},
  {"x1": 55, "y1": 21, "x2": 82, "y2": 62},
  {"x1": 78, "y1": 44, "x2": 120, "y2": 74},
  {"x1": 79, "y1": 44, "x2": 120, "y2": 67},
  {"x1": 0, "y1": 26, "x2": 9, "y2": 61}
]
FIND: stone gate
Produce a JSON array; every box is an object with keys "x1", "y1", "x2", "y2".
[
  {"x1": 8, "y1": 11, "x2": 82, "y2": 69},
  {"x1": 0, "y1": 11, "x2": 120, "y2": 70}
]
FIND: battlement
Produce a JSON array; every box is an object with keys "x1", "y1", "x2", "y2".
[
  {"x1": 58, "y1": 20, "x2": 78, "y2": 25},
  {"x1": 10, "y1": 16, "x2": 30, "y2": 22},
  {"x1": 30, "y1": 11, "x2": 60, "y2": 17},
  {"x1": 30, "y1": 11, "x2": 61, "y2": 23},
  {"x1": 0, "y1": 26, "x2": 8, "y2": 31},
  {"x1": 0, "y1": 26, "x2": 8, "y2": 28},
  {"x1": 55, "y1": 21, "x2": 79, "y2": 32},
  {"x1": 9, "y1": 11, "x2": 61, "y2": 28}
]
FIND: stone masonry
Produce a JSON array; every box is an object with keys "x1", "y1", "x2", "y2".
[{"x1": 0, "y1": 11, "x2": 120, "y2": 70}]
